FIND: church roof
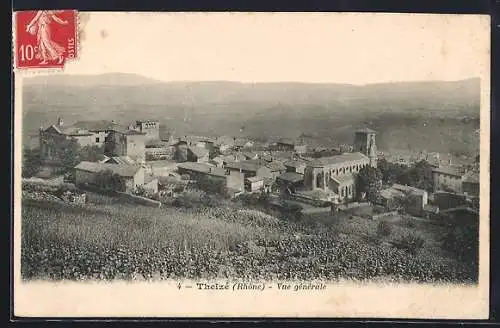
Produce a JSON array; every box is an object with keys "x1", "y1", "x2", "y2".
[{"x1": 309, "y1": 152, "x2": 368, "y2": 167}]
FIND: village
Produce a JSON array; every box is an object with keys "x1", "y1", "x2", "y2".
[
  {"x1": 27, "y1": 117, "x2": 480, "y2": 225},
  {"x1": 20, "y1": 114, "x2": 481, "y2": 283}
]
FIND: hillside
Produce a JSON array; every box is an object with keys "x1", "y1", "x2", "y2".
[
  {"x1": 22, "y1": 191, "x2": 477, "y2": 282},
  {"x1": 21, "y1": 74, "x2": 481, "y2": 154}
]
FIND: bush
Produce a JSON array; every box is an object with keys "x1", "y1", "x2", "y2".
[
  {"x1": 442, "y1": 224, "x2": 479, "y2": 263},
  {"x1": 394, "y1": 233, "x2": 425, "y2": 255},
  {"x1": 377, "y1": 220, "x2": 392, "y2": 237},
  {"x1": 402, "y1": 216, "x2": 415, "y2": 228}
]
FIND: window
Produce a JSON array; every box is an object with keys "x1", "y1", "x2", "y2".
[{"x1": 95, "y1": 137, "x2": 100, "y2": 143}]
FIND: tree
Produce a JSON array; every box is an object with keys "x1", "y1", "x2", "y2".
[
  {"x1": 442, "y1": 219, "x2": 479, "y2": 264},
  {"x1": 406, "y1": 160, "x2": 433, "y2": 192},
  {"x1": 194, "y1": 175, "x2": 228, "y2": 196},
  {"x1": 46, "y1": 137, "x2": 81, "y2": 168},
  {"x1": 356, "y1": 166, "x2": 382, "y2": 203},
  {"x1": 174, "y1": 146, "x2": 188, "y2": 163},
  {"x1": 80, "y1": 145, "x2": 105, "y2": 162},
  {"x1": 22, "y1": 147, "x2": 43, "y2": 178},
  {"x1": 394, "y1": 233, "x2": 425, "y2": 255},
  {"x1": 392, "y1": 189, "x2": 413, "y2": 214},
  {"x1": 388, "y1": 160, "x2": 433, "y2": 193},
  {"x1": 378, "y1": 158, "x2": 407, "y2": 186}
]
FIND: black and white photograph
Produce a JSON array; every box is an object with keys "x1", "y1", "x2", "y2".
[{"x1": 14, "y1": 12, "x2": 490, "y2": 318}]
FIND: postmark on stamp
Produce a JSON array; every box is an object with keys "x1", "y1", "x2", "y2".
[{"x1": 14, "y1": 10, "x2": 78, "y2": 69}]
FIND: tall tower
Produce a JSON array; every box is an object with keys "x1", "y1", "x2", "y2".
[{"x1": 354, "y1": 128, "x2": 377, "y2": 167}]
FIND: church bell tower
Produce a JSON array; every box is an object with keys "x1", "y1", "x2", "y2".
[{"x1": 354, "y1": 128, "x2": 377, "y2": 168}]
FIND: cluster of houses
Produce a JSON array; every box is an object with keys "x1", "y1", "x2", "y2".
[{"x1": 38, "y1": 117, "x2": 480, "y2": 222}]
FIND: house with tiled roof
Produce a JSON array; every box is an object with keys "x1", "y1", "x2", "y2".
[
  {"x1": 187, "y1": 146, "x2": 210, "y2": 163},
  {"x1": 431, "y1": 165, "x2": 467, "y2": 193},
  {"x1": 276, "y1": 138, "x2": 308, "y2": 154},
  {"x1": 224, "y1": 160, "x2": 272, "y2": 179},
  {"x1": 284, "y1": 159, "x2": 309, "y2": 174},
  {"x1": 177, "y1": 162, "x2": 244, "y2": 196},
  {"x1": 74, "y1": 161, "x2": 145, "y2": 192},
  {"x1": 39, "y1": 118, "x2": 148, "y2": 164},
  {"x1": 379, "y1": 183, "x2": 429, "y2": 216}
]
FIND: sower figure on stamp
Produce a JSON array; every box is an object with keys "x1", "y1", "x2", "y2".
[{"x1": 25, "y1": 10, "x2": 68, "y2": 65}]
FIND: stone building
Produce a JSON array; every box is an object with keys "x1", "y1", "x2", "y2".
[
  {"x1": 105, "y1": 129, "x2": 147, "y2": 163},
  {"x1": 39, "y1": 118, "x2": 148, "y2": 164},
  {"x1": 177, "y1": 162, "x2": 244, "y2": 195},
  {"x1": 276, "y1": 138, "x2": 308, "y2": 154},
  {"x1": 133, "y1": 120, "x2": 160, "y2": 141},
  {"x1": 39, "y1": 118, "x2": 118, "y2": 161},
  {"x1": 302, "y1": 129, "x2": 378, "y2": 203},
  {"x1": 354, "y1": 127, "x2": 378, "y2": 168},
  {"x1": 431, "y1": 165, "x2": 466, "y2": 193},
  {"x1": 303, "y1": 152, "x2": 370, "y2": 202},
  {"x1": 74, "y1": 161, "x2": 145, "y2": 193},
  {"x1": 225, "y1": 160, "x2": 273, "y2": 180}
]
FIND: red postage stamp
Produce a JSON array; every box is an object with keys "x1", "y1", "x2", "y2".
[{"x1": 14, "y1": 10, "x2": 78, "y2": 69}]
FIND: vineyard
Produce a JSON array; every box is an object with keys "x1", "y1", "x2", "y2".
[{"x1": 21, "y1": 191, "x2": 477, "y2": 283}]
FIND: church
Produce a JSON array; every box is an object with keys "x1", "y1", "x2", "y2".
[{"x1": 303, "y1": 128, "x2": 378, "y2": 203}]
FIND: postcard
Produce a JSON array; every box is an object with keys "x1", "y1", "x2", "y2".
[{"x1": 12, "y1": 11, "x2": 490, "y2": 318}]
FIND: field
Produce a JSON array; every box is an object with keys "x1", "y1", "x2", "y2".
[{"x1": 21, "y1": 189, "x2": 477, "y2": 283}]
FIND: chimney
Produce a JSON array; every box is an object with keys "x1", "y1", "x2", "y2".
[
  {"x1": 448, "y1": 158, "x2": 452, "y2": 166},
  {"x1": 57, "y1": 117, "x2": 63, "y2": 126}
]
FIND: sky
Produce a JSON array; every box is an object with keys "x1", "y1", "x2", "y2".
[{"x1": 55, "y1": 12, "x2": 490, "y2": 84}]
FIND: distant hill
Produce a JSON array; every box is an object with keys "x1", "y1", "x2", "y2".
[
  {"x1": 21, "y1": 73, "x2": 481, "y2": 155},
  {"x1": 23, "y1": 73, "x2": 165, "y2": 87}
]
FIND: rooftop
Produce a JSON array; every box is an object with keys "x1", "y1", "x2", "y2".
[
  {"x1": 107, "y1": 156, "x2": 136, "y2": 165},
  {"x1": 432, "y1": 165, "x2": 465, "y2": 177},
  {"x1": 177, "y1": 162, "x2": 226, "y2": 177},
  {"x1": 56, "y1": 125, "x2": 94, "y2": 136},
  {"x1": 234, "y1": 138, "x2": 253, "y2": 147},
  {"x1": 246, "y1": 176, "x2": 265, "y2": 183},
  {"x1": 284, "y1": 159, "x2": 308, "y2": 168},
  {"x1": 225, "y1": 160, "x2": 266, "y2": 172},
  {"x1": 391, "y1": 183, "x2": 427, "y2": 196},
  {"x1": 380, "y1": 188, "x2": 405, "y2": 200},
  {"x1": 73, "y1": 120, "x2": 123, "y2": 132},
  {"x1": 115, "y1": 128, "x2": 146, "y2": 136},
  {"x1": 148, "y1": 160, "x2": 178, "y2": 168},
  {"x1": 188, "y1": 146, "x2": 210, "y2": 158},
  {"x1": 277, "y1": 172, "x2": 304, "y2": 183},
  {"x1": 309, "y1": 152, "x2": 368, "y2": 167},
  {"x1": 145, "y1": 139, "x2": 170, "y2": 147},
  {"x1": 277, "y1": 138, "x2": 296, "y2": 145},
  {"x1": 74, "y1": 161, "x2": 141, "y2": 177},
  {"x1": 439, "y1": 205, "x2": 479, "y2": 216}
]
